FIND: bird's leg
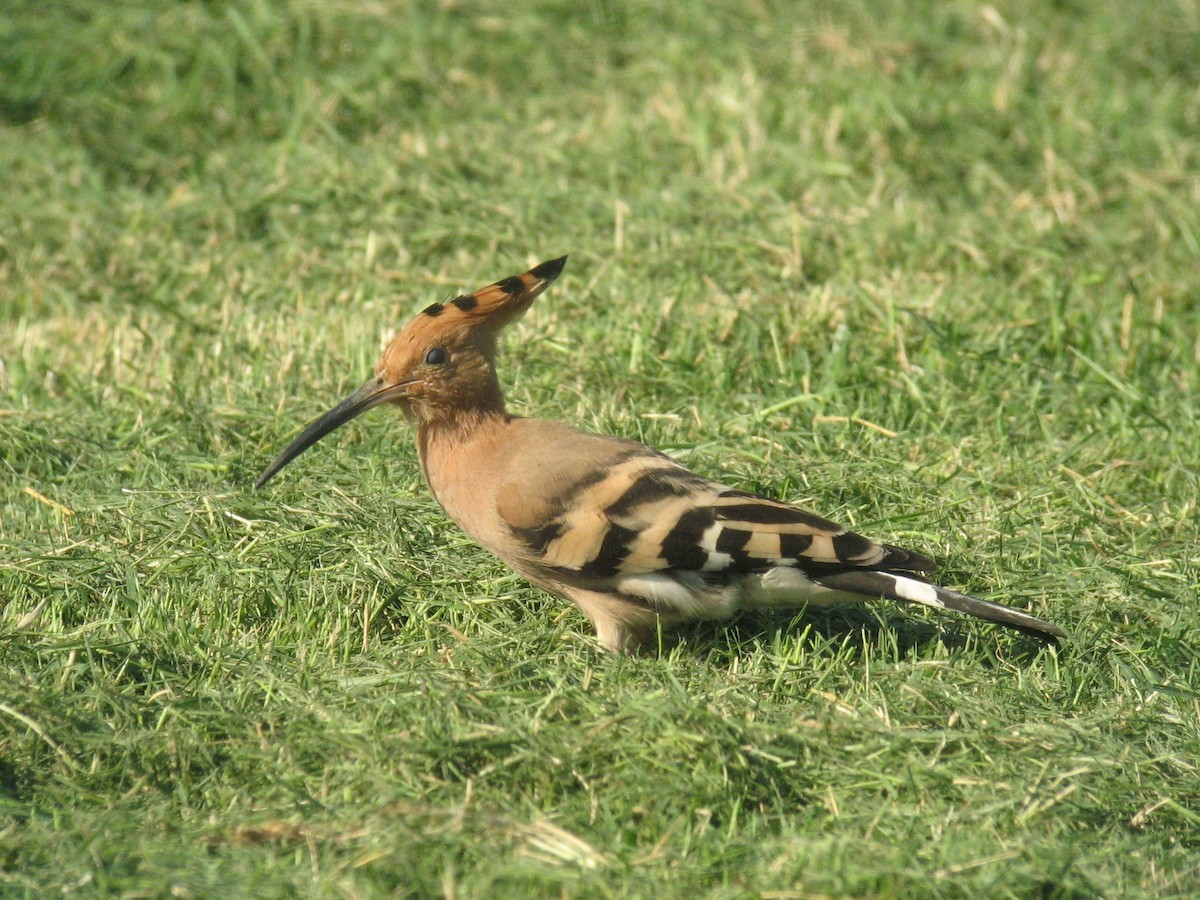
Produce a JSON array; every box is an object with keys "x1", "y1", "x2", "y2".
[{"x1": 569, "y1": 590, "x2": 659, "y2": 654}]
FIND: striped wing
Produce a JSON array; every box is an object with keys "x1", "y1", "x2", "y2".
[
  {"x1": 497, "y1": 435, "x2": 1065, "y2": 640},
  {"x1": 502, "y1": 447, "x2": 933, "y2": 582}
]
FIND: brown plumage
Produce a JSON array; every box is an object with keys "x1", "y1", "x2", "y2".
[{"x1": 255, "y1": 257, "x2": 1066, "y2": 652}]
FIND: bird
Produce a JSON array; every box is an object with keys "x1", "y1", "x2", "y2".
[{"x1": 255, "y1": 256, "x2": 1066, "y2": 653}]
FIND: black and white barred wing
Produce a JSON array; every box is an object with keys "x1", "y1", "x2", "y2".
[{"x1": 503, "y1": 445, "x2": 1064, "y2": 638}]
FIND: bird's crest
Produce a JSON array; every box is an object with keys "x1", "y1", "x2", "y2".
[
  {"x1": 375, "y1": 255, "x2": 567, "y2": 380},
  {"x1": 415, "y1": 256, "x2": 566, "y2": 333}
]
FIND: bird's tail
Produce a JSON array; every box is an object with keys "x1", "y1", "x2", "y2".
[{"x1": 812, "y1": 569, "x2": 1066, "y2": 641}]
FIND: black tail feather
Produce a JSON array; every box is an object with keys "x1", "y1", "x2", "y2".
[{"x1": 812, "y1": 569, "x2": 1066, "y2": 641}]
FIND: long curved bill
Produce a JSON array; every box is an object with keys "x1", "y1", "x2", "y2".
[{"x1": 254, "y1": 377, "x2": 410, "y2": 489}]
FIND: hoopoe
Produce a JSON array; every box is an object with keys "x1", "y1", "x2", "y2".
[{"x1": 256, "y1": 257, "x2": 1065, "y2": 652}]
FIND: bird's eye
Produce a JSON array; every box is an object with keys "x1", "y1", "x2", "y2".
[{"x1": 424, "y1": 347, "x2": 448, "y2": 366}]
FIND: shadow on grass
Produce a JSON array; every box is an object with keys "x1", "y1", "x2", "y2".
[{"x1": 664, "y1": 607, "x2": 1061, "y2": 666}]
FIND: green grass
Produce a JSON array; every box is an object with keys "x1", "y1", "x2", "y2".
[{"x1": 3, "y1": 0, "x2": 1199, "y2": 895}]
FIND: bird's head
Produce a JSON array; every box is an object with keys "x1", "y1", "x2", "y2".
[{"x1": 254, "y1": 255, "x2": 567, "y2": 488}]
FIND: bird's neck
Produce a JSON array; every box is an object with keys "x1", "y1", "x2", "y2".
[
  {"x1": 415, "y1": 407, "x2": 513, "y2": 525},
  {"x1": 418, "y1": 402, "x2": 508, "y2": 443}
]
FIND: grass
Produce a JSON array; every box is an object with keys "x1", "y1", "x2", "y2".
[{"x1": 2, "y1": 0, "x2": 1199, "y2": 895}]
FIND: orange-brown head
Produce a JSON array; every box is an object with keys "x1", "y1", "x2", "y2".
[{"x1": 254, "y1": 256, "x2": 566, "y2": 488}]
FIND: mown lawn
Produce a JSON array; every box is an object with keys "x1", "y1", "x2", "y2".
[{"x1": 2, "y1": 1, "x2": 1198, "y2": 896}]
